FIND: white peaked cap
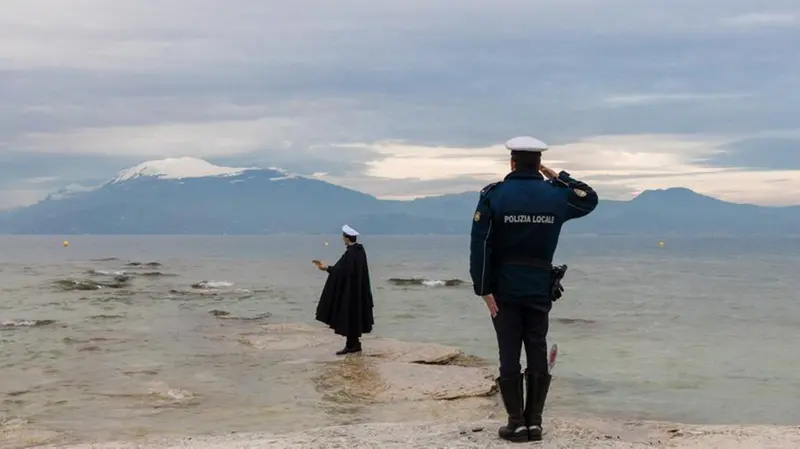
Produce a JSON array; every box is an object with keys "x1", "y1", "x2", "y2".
[
  {"x1": 342, "y1": 224, "x2": 360, "y2": 236},
  {"x1": 505, "y1": 136, "x2": 549, "y2": 152}
]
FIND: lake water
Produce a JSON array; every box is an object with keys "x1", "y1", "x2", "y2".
[{"x1": 1, "y1": 235, "x2": 798, "y2": 445}]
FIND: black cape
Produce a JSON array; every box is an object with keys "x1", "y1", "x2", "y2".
[{"x1": 315, "y1": 243, "x2": 375, "y2": 337}]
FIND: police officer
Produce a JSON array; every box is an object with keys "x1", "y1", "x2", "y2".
[{"x1": 469, "y1": 136, "x2": 598, "y2": 442}]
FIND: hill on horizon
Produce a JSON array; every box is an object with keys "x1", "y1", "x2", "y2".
[{"x1": 0, "y1": 157, "x2": 797, "y2": 236}]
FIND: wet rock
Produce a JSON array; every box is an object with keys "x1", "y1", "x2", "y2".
[
  {"x1": 209, "y1": 310, "x2": 271, "y2": 321},
  {"x1": 53, "y1": 279, "x2": 128, "y2": 291},
  {"x1": 365, "y1": 339, "x2": 463, "y2": 364},
  {"x1": 1, "y1": 319, "x2": 57, "y2": 328},
  {"x1": 240, "y1": 331, "x2": 337, "y2": 351},
  {"x1": 191, "y1": 281, "x2": 234, "y2": 289},
  {"x1": 387, "y1": 278, "x2": 466, "y2": 287},
  {"x1": 244, "y1": 323, "x2": 497, "y2": 405},
  {"x1": 555, "y1": 317, "x2": 596, "y2": 325},
  {"x1": 387, "y1": 278, "x2": 424, "y2": 286},
  {"x1": 125, "y1": 261, "x2": 162, "y2": 267},
  {"x1": 373, "y1": 362, "x2": 495, "y2": 401}
]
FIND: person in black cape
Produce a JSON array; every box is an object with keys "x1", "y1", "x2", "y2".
[{"x1": 313, "y1": 224, "x2": 375, "y2": 355}]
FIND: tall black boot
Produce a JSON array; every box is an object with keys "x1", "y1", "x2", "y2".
[
  {"x1": 523, "y1": 369, "x2": 552, "y2": 441},
  {"x1": 495, "y1": 375, "x2": 528, "y2": 443}
]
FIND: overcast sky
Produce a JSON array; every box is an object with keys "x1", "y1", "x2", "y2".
[{"x1": 1, "y1": 0, "x2": 799, "y2": 209}]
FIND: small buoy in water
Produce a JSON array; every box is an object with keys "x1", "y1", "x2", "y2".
[
  {"x1": 658, "y1": 241, "x2": 664, "y2": 248},
  {"x1": 62, "y1": 240, "x2": 69, "y2": 247},
  {"x1": 324, "y1": 241, "x2": 329, "y2": 246}
]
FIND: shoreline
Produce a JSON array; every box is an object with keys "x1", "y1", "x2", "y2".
[
  {"x1": 8, "y1": 323, "x2": 799, "y2": 448},
  {"x1": 42, "y1": 416, "x2": 800, "y2": 448}
]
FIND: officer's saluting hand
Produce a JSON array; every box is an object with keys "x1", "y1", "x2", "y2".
[
  {"x1": 539, "y1": 164, "x2": 558, "y2": 180},
  {"x1": 469, "y1": 136, "x2": 598, "y2": 443}
]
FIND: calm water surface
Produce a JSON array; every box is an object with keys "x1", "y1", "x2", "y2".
[{"x1": 1, "y1": 235, "x2": 798, "y2": 445}]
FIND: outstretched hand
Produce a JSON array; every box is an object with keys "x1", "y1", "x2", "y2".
[{"x1": 313, "y1": 260, "x2": 327, "y2": 271}]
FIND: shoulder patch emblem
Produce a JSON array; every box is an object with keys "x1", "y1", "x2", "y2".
[
  {"x1": 473, "y1": 211, "x2": 481, "y2": 222},
  {"x1": 573, "y1": 188, "x2": 587, "y2": 198}
]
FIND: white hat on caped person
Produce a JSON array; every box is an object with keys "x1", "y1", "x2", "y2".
[{"x1": 342, "y1": 224, "x2": 359, "y2": 237}]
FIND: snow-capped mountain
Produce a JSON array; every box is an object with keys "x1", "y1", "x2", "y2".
[
  {"x1": 109, "y1": 157, "x2": 257, "y2": 184},
  {"x1": 105, "y1": 157, "x2": 306, "y2": 185},
  {"x1": 0, "y1": 157, "x2": 798, "y2": 235},
  {"x1": 0, "y1": 157, "x2": 467, "y2": 234}
]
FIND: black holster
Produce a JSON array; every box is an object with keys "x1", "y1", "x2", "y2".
[
  {"x1": 550, "y1": 264, "x2": 567, "y2": 302},
  {"x1": 500, "y1": 257, "x2": 568, "y2": 302}
]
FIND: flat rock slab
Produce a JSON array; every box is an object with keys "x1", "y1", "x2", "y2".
[
  {"x1": 239, "y1": 323, "x2": 340, "y2": 351},
  {"x1": 363, "y1": 339, "x2": 462, "y2": 364},
  {"x1": 373, "y1": 362, "x2": 495, "y2": 401},
  {"x1": 239, "y1": 333, "x2": 339, "y2": 351},
  {"x1": 314, "y1": 358, "x2": 495, "y2": 403},
  {"x1": 241, "y1": 323, "x2": 497, "y2": 403},
  {"x1": 240, "y1": 323, "x2": 465, "y2": 365}
]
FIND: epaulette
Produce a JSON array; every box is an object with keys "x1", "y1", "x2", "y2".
[{"x1": 480, "y1": 181, "x2": 502, "y2": 197}]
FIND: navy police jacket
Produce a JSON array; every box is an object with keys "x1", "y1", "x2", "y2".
[{"x1": 469, "y1": 170, "x2": 598, "y2": 307}]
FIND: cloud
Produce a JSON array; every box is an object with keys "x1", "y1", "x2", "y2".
[
  {"x1": 721, "y1": 12, "x2": 797, "y2": 27},
  {"x1": 20, "y1": 176, "x2": 60, "y2": 185},
  {"x1": 700, "y1": 137, "x2": 800, "y2": 170},
  {"x1": 315, "y1": 134, "x2": 800, "y2": 206},
  {"x1": 598, "y1": 93, "x2": 754, "y2": 107},
  {"x1": 1, "y1": 0, "x2": 799, "y2": 208},
  {"x1": 601, "y1": 170, "x2": 800, "y2": 206},
  {"x1": 19, "y1": 118, "x2": 297, "y2": 157},
  {"x1": 0, "y1": 187, "x2": 51, "y2": 210}
]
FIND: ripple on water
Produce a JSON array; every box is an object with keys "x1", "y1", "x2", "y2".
[
  {"x1": 85, "y1": 269, "x2": 126, "y2": 277},
  {"x1": 63, "y1": 336, "x2": 128, "y2": 346},
  {"x1": 94, "y1": 381, "x2": 198, "y2": 409},
  {"x1": 87, "y1": 269, "x2": 174, "y2": 277},
  {"x1": 146, "y1": 382, "x2": 197, "y2": 408},
  {"x1": 554, "y1": 317, "x2": 597, "y2": 326},
  {"x1": 87, "y1": 295, "x2": 134, "y2": 305},
  {"x1": 0, "y1": 417, "x2": 63, "y2": 449}
]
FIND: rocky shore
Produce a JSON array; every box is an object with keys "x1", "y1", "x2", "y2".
[
  {"x1": 43, "y1": 418, "x2": 800, "y2": 448},
  {"x1": 13, "y1": 323, "x2": 800, "y2": 448}
]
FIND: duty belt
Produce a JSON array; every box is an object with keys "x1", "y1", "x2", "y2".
[
  {"x1": 499, "y1": 256, "x2": 553, "y2": 269},
  {"x1": 500, "y1": 256, "x2": 568, "y2": 302}
]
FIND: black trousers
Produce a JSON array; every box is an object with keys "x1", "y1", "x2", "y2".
[
  {"x1": 491, "y1": 301, "x2": 549, "y2": 378},
  {"x1": 346, "y1": 334, "x2": 361, "y2": 347}
]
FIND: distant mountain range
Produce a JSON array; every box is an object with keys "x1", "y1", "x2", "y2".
[{"x1": 0, "y1": 157, "x2": 797, "y2": 235}]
